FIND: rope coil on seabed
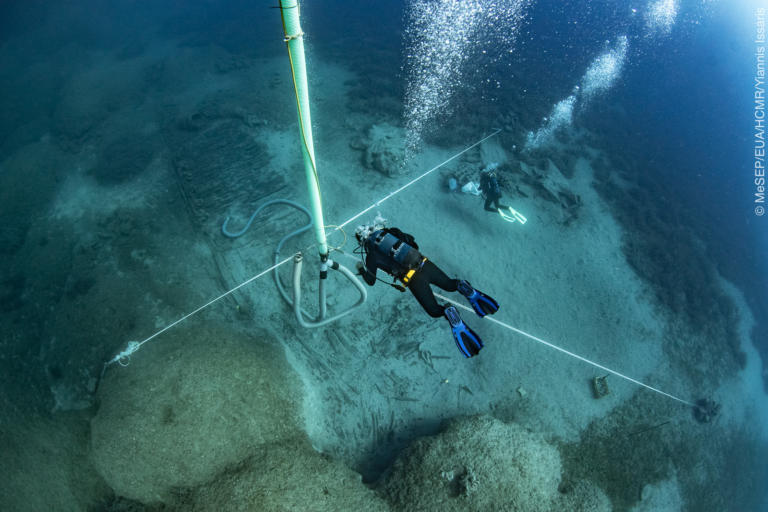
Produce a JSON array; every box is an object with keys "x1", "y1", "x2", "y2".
[{"x1": 100, "y1": 129, "x2": 699, "y2": 412}]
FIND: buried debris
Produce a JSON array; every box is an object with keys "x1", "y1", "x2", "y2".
[
  {"x1": 693, "y1": 398, "x2": 720, "y2": 423},
  {"x1": 591, "y1": 375, "x2": 610, "y2": 399}
]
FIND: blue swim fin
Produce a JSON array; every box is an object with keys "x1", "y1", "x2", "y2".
[
  {"x1": 457, "y1": 280, "x2": 499, "y2": 318},
  {"x1": 444, "y1": 306, "x2": 484, "y2": 358}
]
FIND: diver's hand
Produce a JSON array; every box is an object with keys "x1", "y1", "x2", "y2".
[{"x1": 355, "y1": 261, "x2": 364, "y2": 275}]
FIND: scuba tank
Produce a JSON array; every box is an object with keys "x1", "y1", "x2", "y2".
[
  {"x1": 369, "y1": 230, "x2": 423, "y2": 275},
  {"x1": 365, "y1": 229, "x2": 425, "y2": 286},
  {"x1": 481, "y1": 173, "x2": 501, "y2": 196}
]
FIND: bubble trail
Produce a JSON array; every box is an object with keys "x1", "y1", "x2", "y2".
[
  {"x1": 402, "y1": 0, "x2": 530, "y2": 158},
  {"x1": 645, "y1": 0, "x2": 679, "y2": 36},
  {"x1": 525, "y1": 36, "x2": 629, "y2": 150}
]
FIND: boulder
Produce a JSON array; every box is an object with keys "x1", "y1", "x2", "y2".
[
  {"x1": 0, "y1": 409, "x2": 110, "y2": 512},
  {"x1": 90, "y1": 323, "x2": 303, "y2": 504},
  {"x1": 381, "y1": 415, "x2": 561, "y2": 511},
  {"x1": 381, "y1": 415, "x2": 609, "y2": 512},
  {"x1": 179, "y1": 437, "x2": 391, "y2": 512},
  {"x1": 358, "y1": 123, "x2": 406, "y2": 177}
]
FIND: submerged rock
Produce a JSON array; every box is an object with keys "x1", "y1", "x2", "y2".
[
  {"x1": 178, "y1": 437, "x2": 390, "y2": 512},
  {"x1": 89, "y1": 323, "x2": 303, "y2": 504},
  {"x1": 0, "y1": 409, "x2": 111, "y2": 512},
  {"x1": 380, "y1": 415, "x2": 609, "y2": 512},
  {"x1": 356, "y1": 122, "x2": 406, "y2": 178}
]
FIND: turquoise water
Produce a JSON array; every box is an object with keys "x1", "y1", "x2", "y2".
[{"x1": 0, "y1": 1, "x2": 766, "y2": 510}]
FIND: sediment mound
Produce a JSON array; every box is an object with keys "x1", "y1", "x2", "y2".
[
  {"x1": 178, "y1": 437, "x2": 391, "y2": 512},
  {"x1": 90, "y1": 323, "x2": 303, "y2": 504},
  {"x1": 381, "y1": 415, "x2": 609, "y2": 512}
]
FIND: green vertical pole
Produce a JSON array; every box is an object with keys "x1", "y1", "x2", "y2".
[{"x1": 279, "y1": 0, "x2": 329, "y2": 258}]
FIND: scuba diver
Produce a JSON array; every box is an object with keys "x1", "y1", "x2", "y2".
[
  {"x1": 479, "y1": 166, "x2": 528, "y2": 224},
  {"x1": 355, "y1": 223, "x2": 499, "y2": 358},
  {"x1": 479, "y1": 168, "x2": 508, "y2": 213}
]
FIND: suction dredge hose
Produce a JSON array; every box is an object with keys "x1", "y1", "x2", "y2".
[
  {"x1": 269, "y1": 0, "x2": 367, "y2": 326},
  {"x1": 223, "y1": 199, "x2": 366, "y2": 328}
]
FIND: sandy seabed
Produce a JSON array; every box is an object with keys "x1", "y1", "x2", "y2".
[{"x1": 0, "y1": 32, "x2": 766, "y2": 511}]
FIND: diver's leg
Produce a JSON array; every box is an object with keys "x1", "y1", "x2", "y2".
[
  {"x1": 484, "y1": 196, "x2": 496, "y2": 212},
  {"x1": 421, "y1": 261, "x2": 459, "y2": 292},
  {"x1": 408, "y1": 271, "x2": 446, "y2": 318},
  {"x1": 410, "y1": 263, "x2": 484, "y2": 356}
]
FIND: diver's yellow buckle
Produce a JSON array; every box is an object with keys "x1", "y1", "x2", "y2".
[
  {"x1": 402, "y1": 269, "x2": 417, "y2": 285},
  {"x1": 498, "y1": 206, "x2": 527, "y2": 224},
  {"x1": 401, "y1": 258, "x2": 427, "y2": 286}
]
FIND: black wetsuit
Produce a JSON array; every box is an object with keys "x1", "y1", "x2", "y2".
[
  {"x1": 360, "y1": 228, "x2": 459, "y2": 318},
  {"x1": 480, "y1": 174, "x2": 504, "y2": 212}
]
